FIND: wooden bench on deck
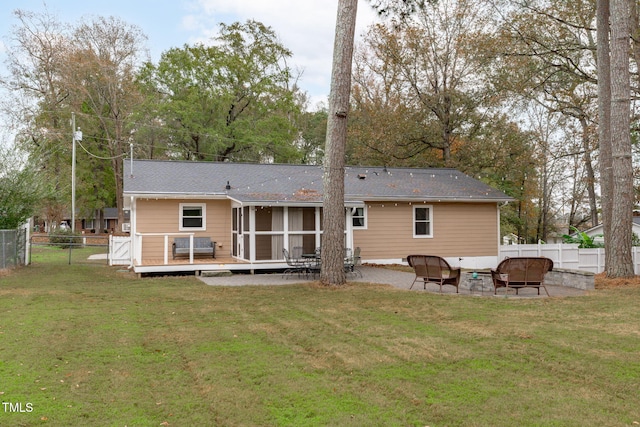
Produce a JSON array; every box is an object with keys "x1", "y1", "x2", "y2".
[{"x1": 172, "y1": 237, "x2": 216, "y2": 259}]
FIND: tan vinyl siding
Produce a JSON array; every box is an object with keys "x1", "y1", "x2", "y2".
[
  {"x1": 353, "y1": 202, "x2": 499, "y2": 260},
  {"x1": 136, "y1": 199, "x2": 231, "y2": 260}
]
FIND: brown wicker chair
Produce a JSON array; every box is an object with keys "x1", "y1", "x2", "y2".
[
  {"x1": 407, "y1": 255, "x2": 461, "y2": 293},
  {"x1": 491, "y1": 257, "x2": 554, "y2": 296}
]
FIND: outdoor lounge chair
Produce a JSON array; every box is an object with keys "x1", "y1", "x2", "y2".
[
  {"x1": 407, "y1": 254, "x2": 460, "y2": 293},
  {"x1": 491, "y1": 257, "x2": 553, "y2": 296}
]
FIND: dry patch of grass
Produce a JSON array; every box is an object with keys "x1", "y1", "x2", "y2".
[{"x1": 366, "y1": 262, "x2": 412, "y2": 273}]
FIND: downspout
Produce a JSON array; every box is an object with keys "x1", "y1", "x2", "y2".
[
  {"x1": 346, "y1": 207, "x2": 354, "y2": 251},
  {"x1": 498, "y1": 201, "x2": 508, "y2": 258}
]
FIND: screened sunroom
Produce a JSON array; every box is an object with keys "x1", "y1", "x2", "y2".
[{"x1": 230, "y1": 203, "x2": 363, "y2": 263}]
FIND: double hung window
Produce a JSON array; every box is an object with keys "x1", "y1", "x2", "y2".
[
  {"x1": 352, "y1": 207, "x2": 367, "y2": 229},
  {"x1": 180, "y1": 203, "x2": 206, "y2": 230},
  {"x1": 413, "y1": 206, "x2": 432, "y2": 238}
]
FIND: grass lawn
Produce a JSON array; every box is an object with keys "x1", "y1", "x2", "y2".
[{"x1": 1, "y1": 248, "x2": 639, "y2": 426}]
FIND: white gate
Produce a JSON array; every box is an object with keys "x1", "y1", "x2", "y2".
[{"x1": 109, "y1": 235, "x2": 131, "y2": 266}]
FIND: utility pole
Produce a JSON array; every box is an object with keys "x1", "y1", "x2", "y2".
[
  {"x1": 71, "y1": 113, "x2": 82, "y2": 233},
  {"x1": 71, "y1": 113, "x2": 76, "y2": 233}
]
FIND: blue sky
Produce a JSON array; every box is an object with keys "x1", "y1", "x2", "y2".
[{"x1": 0, "y1": 0, "x2": 380, "y2": 110}]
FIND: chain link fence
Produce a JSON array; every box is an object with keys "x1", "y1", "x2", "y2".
[
  {"x1": 29, "y1": 233, "x2": 110, "y2": 265},
  {"x1": 0, "y1": 228, "x2": 27, "y2": 269}
]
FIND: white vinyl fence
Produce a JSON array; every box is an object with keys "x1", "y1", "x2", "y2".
[{"x1": 499, "y1": 244, "x2": 640, "y2": 274}]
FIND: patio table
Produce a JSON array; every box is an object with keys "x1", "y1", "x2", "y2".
[{"x1": 466, "y1": 272, "x2": 492, "y2": 295}]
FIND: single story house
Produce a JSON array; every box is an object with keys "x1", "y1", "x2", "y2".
[
  {"x1": 574, "y1": 216, "x2": 640, "y2": 245},
  {"x1": 123, "y1": 159, "x2": 513, "y2": 275},
  {"x1": 80, "y1": 208, "x2": 130, "y2": 233}
]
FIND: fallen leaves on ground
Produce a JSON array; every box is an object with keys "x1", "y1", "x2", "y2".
[{"x1": 595, "y1": 273, "x2": 640, "y2": 290}]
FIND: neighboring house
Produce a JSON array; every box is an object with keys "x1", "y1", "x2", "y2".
[
  {"x1": 502, "y1": 233, "x2": 519, "y2": 245},
  {"x1": 575, "y1": 217, "x2": 640, "y2": 245},
  {"x1": 103, "y1": 208, "x2": 131, "y2": 233},
  {"x1": 123, "y1": 159, "x2": 513, "y2": 274},
  {"x1": 35, "y1": 207, "x2": 129, "y2": 234},
  {"x1": 80, "y1": 208, "x2": 130, "y2": 233}
]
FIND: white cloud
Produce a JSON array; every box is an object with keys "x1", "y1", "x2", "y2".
[{"x1": 184, "y1": 0, "x2": 380, "y2": 109}]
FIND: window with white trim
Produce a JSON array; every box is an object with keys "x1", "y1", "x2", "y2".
[
  {"x1": 352, "y1": 206, "x2": 367, "y2": 229},
  {"x1": 179, "y1": 203, "x2": 206, "y2": 230},
  {"x1": 413, "y1": 205, "x2": 432, "y2": 238}
]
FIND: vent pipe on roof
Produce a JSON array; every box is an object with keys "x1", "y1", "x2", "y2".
[{"x1": 225, "y1": 181, "x2": 231, "y2": 190}]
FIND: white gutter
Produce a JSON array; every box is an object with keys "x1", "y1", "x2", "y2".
[
  {"x1": 353, "y1": 196, "x2": 514, "y2": 203},
  {"x1": 123, "y1": 192, "x2": 229, "y2": 199}
]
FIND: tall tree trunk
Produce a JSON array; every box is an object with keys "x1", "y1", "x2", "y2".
[
  {"x1": 579, "y1": 117, "x2": 598, "y2": 227},
  {"x1": 568, "y1": 157, "x2": 581, "y2": 228},
  {"x1": 608, "y1": 0, "x2": 635, "y2": 277},
  {"x1": 536, "y1": 162, "x2": 547, "y2": 242},
  {"x1": 629, "y1": 0, "x2": 640, "y2": 89},
  {"x1": 321, "y1": 0, "x2": 358, "y2": 285},
  {"x1": 598, "y1": 0, "x2": 613, "y2": 269},
  {"x1": 96, "y1": 208, "x2": 104, "y2": 233}
]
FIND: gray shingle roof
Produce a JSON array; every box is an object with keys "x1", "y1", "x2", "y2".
[{"x1": 123, "y1": 159, "x2": 512, "y2": 203}]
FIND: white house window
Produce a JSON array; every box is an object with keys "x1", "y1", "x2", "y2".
[
  {"x1": 413, "y1": 206, "x2": 432, "y2": 238},
  {"x1": 180, "y1": 203, "x2": 206, "y2": 230},
  {"x1": 352, "y1": 207, "x2": 367, "y2": 229}
]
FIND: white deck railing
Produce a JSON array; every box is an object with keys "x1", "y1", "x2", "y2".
[{"x1": 134, "y1": 233, "x2": 196, "y2": 265}]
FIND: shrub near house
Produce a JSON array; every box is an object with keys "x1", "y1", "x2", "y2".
[{"x1": 562, "y1": 226, "x2": 603, "y2": 248}]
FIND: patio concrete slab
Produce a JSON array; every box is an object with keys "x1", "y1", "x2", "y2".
[{"x1": 198, "y1": 266, "x2": 587, "y2": 297}]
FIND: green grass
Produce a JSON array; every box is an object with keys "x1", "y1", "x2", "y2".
[
  {"x1": 28, "y1": 244, "x2": 108, "y2": 265},
  {"x1": 1, "y1": 247, "x2": 639, "y2": 426}
]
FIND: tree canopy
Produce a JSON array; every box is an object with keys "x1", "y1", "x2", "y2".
[
  {"x1": 136, "y1": 20, "x2": 305, "y2": 163},
  {"x1": 0, "y1": 145, "x2": 50, "y2": 229}
]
